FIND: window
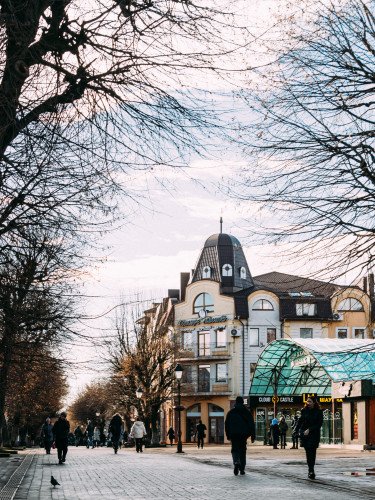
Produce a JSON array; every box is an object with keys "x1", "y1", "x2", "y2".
[
  {"x1": 249, "y1": 328, "x2": 259, "y2": 346},
  {"x1": 300, "y1": 328, "x2": 313, "y2": 339},
  {"x1": 267, "y1": 328, "x2": 277, "y2": 343},
  {"x1": 337, "y1": 298, "x2": 364, "y2": 311},
  {"x1": 336, "y1": 327, "x2": 348, "y2": 339},
  {"x1": 353, "y1": 328, "x2": 365, "y2": 339},
  {"x1": 193, "y1": 293, "x2": 214, "y2": 314},
  {"x1": 182, "y1": 365, "x2": 193, "y2": 383},
  {"x1": 202, "y1": 266, "x2": 212, "y2": 279},
  {"x1": 222, "y1": 264, "x2": 232, "y2": 277},
  {"x1": 240, "y1": 266, "x2": 247, "y2": 279},
  {"x1": 296, "y1": 303, "x2": 317, "y2": 316},
  {"x1": 182, "y1": 331, "x2": 193, "y2": 349},
  {"x1": 198, "y1": 331, "x2": 211, "y2": 356},
  {"x1": 216, "y1": 363, "x2": 227, "y2": 382},
  {"x1": 216, "y1": 328, "x2": 227, "y2": 348},
  {"x1": 198, "y1": 365, "x2": 210, "y2": 392},
  {"x1": 249, "y1": 362, "x2": 257, "y2": 381},
  {"x1": 252, "y1": 299, "x2": 274, "y2": 311}
]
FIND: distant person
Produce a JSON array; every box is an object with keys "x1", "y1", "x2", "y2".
[
  {"x1": 93, "y1": 426, "x2": 101, "y2": 448},
  {"x1": 279, "y1": 416, "x2": 288, "y2": 449},
  {"x1": 52, "y1": 412, "x2": 70, "y2": 465},
  {"x1": 74, "y1": 425, "x2": 83, "y2": 447},
  {"x1": 167, "y1": 427, "x2": 175, "y2": 446},
  {"x1": 195, "y1": 420, "x2": 207, "y2": 449},
  {"x1": 270, "y1": 418, "x2": 280, "y2": 449},
  {"x1": 41, "y1": 417, "x2": 54, "y2": 454},
  {"x1": 109, "y1": 413, "x2": 123, "y2": 454},
  {"x1": 295, "y1": 397, "x2": 323, "y2": 480},
  {"x1": 86, "y1": 419, "x2": 94, "y2": 449},
  {"x1": 225, "y1": 396, "x2": 255, "y2": 476},
  {"x1": 291, "y1": 415, "x2": 299, "y2": 449},
  {"x1": 130, "y1": 417, "x2": 147, "y2": 453}
]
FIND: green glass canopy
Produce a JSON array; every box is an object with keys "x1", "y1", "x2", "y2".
[{"x1": 249, "y1": 339, "x2": 375, "y2": 397}]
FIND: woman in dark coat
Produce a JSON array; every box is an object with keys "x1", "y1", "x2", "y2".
[
  {"x1": 41, "y1": 417, "x2": 54, "y2": 454},
  {"x1": 296, "y1": 397, "x2": 323, "y2": 479},
  {"x1": 167, "y1": 427, "x2": 175, "y2": 446},
  {"x1": 270, "y1": 418, "x2": 280, "y2": 449}
]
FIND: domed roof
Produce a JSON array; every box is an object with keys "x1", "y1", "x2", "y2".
[
  {"x1": 204, "y1": 233, "x2": 241, "y2": 248},
  {"x1": 192, "y1": 232, "x2": 253, "y2": 293}
]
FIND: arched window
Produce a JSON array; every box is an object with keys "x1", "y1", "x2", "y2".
[
  {"x1": 337, "y1": 298, "x2": 364, "y2": 311},
  {"x1": 252, "y1": 299, "x2": 274, "y2": 311},
  {"x1": 202, "y1": 266, "x2": 212, "y2": 279},
  {"x1": 222, "y1": 263, "x2": 233, "y2": 277},
  {"x1": 240, "y1": 266, "x2": 247, "y2": 279},
  {"x1": 193, "y1": 293, "x2": 214, "y2": 314}
]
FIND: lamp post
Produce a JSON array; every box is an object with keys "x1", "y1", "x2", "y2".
[
  {"x1": 174, "y1": 364, "x2": 184, "y2": 453},
  {"x1": 136, "y1": 387, "x2": 143, "y2": 418}
]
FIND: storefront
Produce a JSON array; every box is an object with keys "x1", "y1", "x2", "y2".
[{"x1": 249, "y1": 338, "x2": 375, "y2": 445}]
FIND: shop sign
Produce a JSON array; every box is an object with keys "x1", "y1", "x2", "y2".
[
  {"x1": 291, "y1": 355, "x2": 313, "y2": 367},
  {"x1": 178, "y1": 315, "x2": 228, "y2": 327},
  {"x1": 302, "y1": 393, "x2": 343, "y2": 404},
  {"x1": 249, "y1": 395, "x2": 303, "y2": 405}
]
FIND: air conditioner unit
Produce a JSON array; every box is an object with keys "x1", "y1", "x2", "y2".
[
  {"x1": 231, "y1": 328, "x2": 240, "y2": 337},
  {"x1": 332, "y1": 312, "x2": 344, "y2": 321}
]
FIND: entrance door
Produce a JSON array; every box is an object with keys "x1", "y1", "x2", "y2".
[{"x1": 209, "y1": 417, "x2": 224, "y2": 443}]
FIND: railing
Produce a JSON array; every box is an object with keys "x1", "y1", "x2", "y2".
[
  {"x1": 177, "y1": 342, "x2": 230, "y2": 360},
  {"x1": 180, "y1": 378, "x2": 232, "y2": 395}
]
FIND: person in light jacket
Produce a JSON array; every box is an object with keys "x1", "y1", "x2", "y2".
[{"x1": 130, "y1": 417, "x2": 147, "y2": 453}]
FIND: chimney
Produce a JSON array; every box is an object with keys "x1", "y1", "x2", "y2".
[
  {"x1": 369, "y1": 273, "x2": 374, "y2": 299},
  {"x1": 168, "y1": 289, "x2": 179, "y2": 301},
  {"x1": 363, "y1": 276, "x2": 368, "y2": 294},
  {"x1": 180, "y1": 272, "x2": 190, "y2": 302}
]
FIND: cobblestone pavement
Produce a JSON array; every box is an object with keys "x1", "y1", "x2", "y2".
[{"x1": 2, "y1": 445, "x2": 374, "y2": 500}]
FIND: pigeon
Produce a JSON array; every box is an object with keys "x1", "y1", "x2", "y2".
[{"x1": 51, "y1": 475, "x2": 60, "y2": 488}]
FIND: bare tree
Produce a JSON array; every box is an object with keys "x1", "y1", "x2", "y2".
[
  {"x1": 0, "y1": 230, "x2": 77, "y2": 445},
  {"x1": 236, "y1": 0, "x2": 375, "y2": 281},
  {"x1": 0, "y1": 0, "x2": 249, "y2": 247},
  {"x1": 106, "y1": 297, "x2": 175, "y2": 444}
]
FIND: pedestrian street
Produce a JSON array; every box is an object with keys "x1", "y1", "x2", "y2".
[{"x1": 2, "y1": 446, "x2": 373, "y2": 500}]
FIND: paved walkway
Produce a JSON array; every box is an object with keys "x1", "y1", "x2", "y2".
[{"x1": 0, "y1": 445, "x2": 374, "y2": 499}]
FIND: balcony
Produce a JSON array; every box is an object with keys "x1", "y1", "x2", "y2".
[
  {"x1": 180, "y1": 378, "x2": 232, "y2": 396},
  {"x1": 177, "y1": 343, "x2": 230, "y2": 362}
]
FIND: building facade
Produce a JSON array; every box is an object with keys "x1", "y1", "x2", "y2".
[{"x1": 172, "y1": 231, "x2": 375, "y2": 444}]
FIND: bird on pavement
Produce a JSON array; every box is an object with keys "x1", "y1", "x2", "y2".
[{"x1": 51, "y1": 476, "x2": 60, "y2": 488}]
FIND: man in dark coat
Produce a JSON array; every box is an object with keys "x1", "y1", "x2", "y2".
[
  {"x1": 225, "y1": 396, "x2": 255, "y2": 475},
  {"x1": 109, "y1": 413, "x2": 123, "y2": 454},
  {"x1": 195, "y1": 420, "x2": 207, "y2": 449},
  {"x1": 295, "y1": 397, "x2": 323, "y2": 479},
  {"x1": 52, "y1": 412, "x2": 70, "y2": 465}
]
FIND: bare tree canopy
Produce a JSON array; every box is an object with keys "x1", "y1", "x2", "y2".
[
  {"x1": 0, "y1": 0, "x2": 249, "y2": 244},
  {"x1": 236, "y1": 0, "x2": 375, "y2": 280}
]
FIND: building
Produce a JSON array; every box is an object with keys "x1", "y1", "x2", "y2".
[{"x1": 172, "y1": 230, "x2": 374, "y2": 444}]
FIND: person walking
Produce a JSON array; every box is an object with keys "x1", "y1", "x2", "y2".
[
  {"x1": 295, "y1": 397, "x2": 323, "y2": 479},
  {"x1": 195, "y1": 420, "x2": 207, "y2": 449},
  {"x1": 270, "y1": 418, "x2": 280, "y2": 449},
  {"x1": 130, "y1": 417, "x2": 147, "y2": 453},
  {"x1": 290, "y1": 414, "x2": 299, "y2": 449},
  {"x1": 224, "y1": 396, "x2": 255, "y2": 476},
  {"x1": 109, "y1": 413, "x2": 123, "y2": 454},
  {"x1": 74, "y1": 425, "x2": 83, "y2": 447},
  {"x1": 167, "y1": 426, "x2": 175, "y2": 446},
  {"x1": 52, "y1": 412, "x2": 70, "y2": 465},
  {"x1": 93, "y1": 426, "x2": 101, "y2": 448},
  {"x1": 86, "y1": 420, "x2": 94, "y2": 448},
  {"x1": 41, "y1": 417, "x2": 54, "y2": 454},
  {"x1": 279, "y1": 416, "x2": 288, "y2": 449}
]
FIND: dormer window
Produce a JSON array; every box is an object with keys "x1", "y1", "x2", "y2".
[
  {"x1": 202, "y1": 266, "x2": 212, "y2": 279},
  {"x1": 252, "y1": 299, "x2": 274, "y2": 311},
  {"x1": 222, "y1": 264, "x2": 232, "y2": 277},
  {"x1": 296, "y1": 303, "x2": 317, "y2": 316},
  {"x1": 240, "y1": 266, "x2": 247, "y2": 279},
  {"x1": 337, "y1": 298, "x2": 364, "y2": 311}
]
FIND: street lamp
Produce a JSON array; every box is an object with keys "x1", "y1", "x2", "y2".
[{"x1": 174, "y1": 364, "x2": 184, "y2": 453}]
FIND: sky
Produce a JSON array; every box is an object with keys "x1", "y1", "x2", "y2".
[{"x1": 66, "y1": 0, "x2": 347, "y2": 402}]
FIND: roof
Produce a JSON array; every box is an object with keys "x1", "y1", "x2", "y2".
[
  {"x1": 253, "y1": 271, "x2": 341, "y2": 297},
  {"x1": 249, "y1": 338, "x2": 375, "y2": 397},
  {"x1": 204, "y1": 233, "x2": 241, "y2": 248}
]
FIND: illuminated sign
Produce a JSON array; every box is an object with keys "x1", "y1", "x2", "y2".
[{"x1": 291, "y1": 355, "x2": 313, "y2": 367}]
